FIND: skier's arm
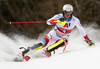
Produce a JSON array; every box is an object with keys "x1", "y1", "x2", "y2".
[
  {"x1": 75, "y1": 20, "x2": 88, "y2": 39},
  {"x1": 47, "y1": 14, "x2": 66, "y2": 25},
  {"x1": 76, "y1": 20, "x2": 95, "y2": 46},
  {"x1": 47, "y1": 15, "x2": 58, "y2": 25}
]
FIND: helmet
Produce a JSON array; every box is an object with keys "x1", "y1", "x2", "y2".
[{"x1": 62, "y1": 4, "x2": 73, "y2": 15}]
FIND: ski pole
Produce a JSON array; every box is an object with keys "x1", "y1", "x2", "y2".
[
  {"x1": 9, "y1": 20, "x2": 66, "y2": 25},
  {"x1": 9, "y1": 21, "x2": 46, "y2": 24},
  {"x1": 9, "y1": 21, "x2": 59, "y2": 24},
  {"x1": 54, "y1": 29, "x2": 67, "y2": 52}
]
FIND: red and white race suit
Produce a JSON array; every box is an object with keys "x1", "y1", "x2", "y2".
[{"x1": 41, "y1": 14, "x2": 88, "y2": 47}]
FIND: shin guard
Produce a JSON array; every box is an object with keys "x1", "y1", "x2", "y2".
[{"x1": 46, "y1": 39, "x2": 67, "y2": 53}]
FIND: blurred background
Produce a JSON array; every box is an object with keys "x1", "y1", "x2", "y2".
[{"x1": 0, "y1": 0, "x2": 100, "y2": 38}]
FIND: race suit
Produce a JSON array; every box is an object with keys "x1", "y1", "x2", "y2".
[{"x1": 41, "y1": 13, "x2": 88, "y2": 47}]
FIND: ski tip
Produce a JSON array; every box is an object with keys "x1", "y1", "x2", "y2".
[
  {"x1": 13, "y1": 56, "x2": 24, "y2": 62},
  {"x1": 63, "y1": 49, "x2": 65, "y2": 52},
  {"x1": 13, "y1": 57, "x2": 24, "y2": 62}
]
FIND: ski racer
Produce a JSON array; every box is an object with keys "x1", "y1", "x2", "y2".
[{"x1": 15, "y1": 4, "x2": 95, "y2": 61}]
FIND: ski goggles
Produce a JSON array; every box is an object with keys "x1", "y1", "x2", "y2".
[{"x1": 63, "y1": 11, "x2": 73, "y2": 15}]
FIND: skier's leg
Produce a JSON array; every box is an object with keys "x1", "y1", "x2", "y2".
[
  {"x1": 42, "y1": 29, "x2": 69, "y2": 57},
  {"x1": 22, "y1": 33, "x2": 52, "y2": 61},
  {"x1": 23, "y1": 43, "x2": 43, "y2": 56},
  {"x1": 43, "y1": 38, "x2": 68, "y2": 57},
  {"x1": 23, "y1": 29, "x2": 59, "y2": 58}
]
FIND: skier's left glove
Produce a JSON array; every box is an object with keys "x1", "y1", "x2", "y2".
[
  {"x1": 85, "y1": 38, "x2": 95, "y2": 47},
  {"x1": 55, "y1": 17, "x2": 66, "y2": 25}
]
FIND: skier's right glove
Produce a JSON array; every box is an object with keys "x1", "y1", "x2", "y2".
[
  {"x1": 85, "y1": 38, "x2": 95, "y2": 47},
  {"x1": 55, "y1": 17, "x2": 66, "y2": 25}
]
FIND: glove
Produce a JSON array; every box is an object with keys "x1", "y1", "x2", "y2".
[
  {"x1": 85, "y1": 38, "x2": 95, "y2": 47},
  {"x1": 54, "y1": 17, "x2": 66, "y2": 25}
]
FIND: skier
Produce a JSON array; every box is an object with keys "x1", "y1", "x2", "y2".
[{"x1": 15, "y1": 4, "x2": 94, "y2": 61}]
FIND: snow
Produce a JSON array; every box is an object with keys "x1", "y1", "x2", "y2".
[{"x1": 0, "y1": 24, "x2": 100, "y2": 69}]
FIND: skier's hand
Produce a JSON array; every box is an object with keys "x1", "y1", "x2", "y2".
[
  {"x1": 54, "y1": 17, "x2": 66, "y2": 25},
  {"x1": 85, "y1": 38, "x2": 95, "y2": 47}
]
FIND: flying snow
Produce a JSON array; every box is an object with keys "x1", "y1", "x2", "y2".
[{"x1": 0, "y1": 24, "x2": 100, "y2": 69}]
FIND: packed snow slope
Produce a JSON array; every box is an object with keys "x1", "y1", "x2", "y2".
[{"x1": 0, "y1": 24, "x2": 100, "y2": 69}]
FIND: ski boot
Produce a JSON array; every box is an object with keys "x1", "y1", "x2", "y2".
[
  {"x1": 14, "y1": 47, "x2": 31, "y2": 62},
  {"x1": 14, "y1": 43, "x2": 43, "y2": 61},
  {"x1": 43, "y1": 50, "x2": 51, "y2": 57},
  {"x1": 43, "y1": 39, "x2": 67, "y2": 57}
]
